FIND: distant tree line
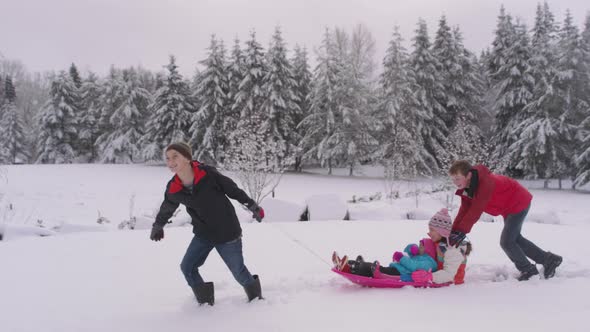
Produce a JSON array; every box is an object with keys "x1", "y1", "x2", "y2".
[{"x1": 1, "y1": 2, "x2": 589, "y2": 187}]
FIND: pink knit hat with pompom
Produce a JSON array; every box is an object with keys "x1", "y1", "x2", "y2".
[{"x1": 429, "y1": 208, "x2": 452, "y2": 238}]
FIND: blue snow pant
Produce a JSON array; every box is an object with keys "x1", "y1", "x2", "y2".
[{"x1": 180, "y1": 235, "x2": 254, "y2": 287}]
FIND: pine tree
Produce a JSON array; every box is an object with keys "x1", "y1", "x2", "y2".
[
  {"x1": 478, "y1": 49, "x2": 497, "y2": 140},
  {"x1": 556, "y1": 10, "x2": 590, "y2": 186},
  {"x1": 95, "y1": 68, "x2": 123, "y2": 158},
  {"x1": 226, "y1": 38, "x2": 245, "y2": 136},
  {"x1": 69, "y1": 63, "x2": 83, "y2": 89},
  {"x1": 67, "y1": 63, "x2": 85, "y2": 158},
  {"x1": 224, "y1": 33, "x2": 288, "y2": 197},
  {"x1": 291, "y1": 45, "x2": 312, "y2": 172},
  {"x1": 0, "y1": 75, "x2": 9, "y2": 163},
  {"x1": 260, "y1": 26, "x2": 300, "y2": 168},
  {"x1": 233, "y1": 31, "x2": 266, "y2": 124},
  {"x1": 190, "y1": 35, "x2": 229, "y2": 164},
  {"x1": 78, "y1": 72, "x2": 101, "y2": 161},
  {"x1": 432, "y1": 16, "x2": 457, "y2": 127},
  {"x1": 141, "y1": 56, "x2": 193, "y2": 162},
  {"x1": 0, "y1": 77, "x2": 27, "y2": 163},
  {"x1": 488, "y1": 6, "x2": 512, "y2": 80},
  {"x1": 136, "y1": 67, "x2": 159, "y2": 95},
  {"x1": 510, "y1": 3, "x2": 569, "y2": 181},
  {"x1": 0, "y1": 75, "x2": 4, "y2": 106},
  {"x1": 300, "y1": 29, "x2": 340, "y2": 174},
  {"x1": 576, "y1": 115, "x2": 590, "y2": 187},
  {"x1": 454, "y1": 28, "x2": 487, "y2": 123},
  {"x1": 227, "y1": 31, "x2": 268, "y2": 168},
  {"x1": 441, "y1": 27, "x2": 487, "y2": 169},
  {"x1": 573, "y1": 13, "x2": 590, "y2": 187},
  {"x1": 97, "y1": 69, "x2": 151, "y2": 163},
  {"x1": 190, "y1": 68, "x2": 203, "y2": 109},
  {"x1": 378, "y1": 26, "x2": 433, "y2": 179},
  {"x1": 489, "y1": 11, "x2": 534, "y2": 174},
  {"x1": 409, "y1": 19, "x2": 447, "y2": 170},
  {"x1": 301, "y1": 27, "x2": 378, "y2": 175},
  {"x1": 36, "y1": 71, "x2": 79, "y2": 163}
]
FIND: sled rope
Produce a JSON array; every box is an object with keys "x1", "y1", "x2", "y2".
[
  {"x1": 240, "y1": 205, "x2": 331, "y2": 267},
  {"x1": 269, "y1": 222, "x2": 332, "y2": 267}
]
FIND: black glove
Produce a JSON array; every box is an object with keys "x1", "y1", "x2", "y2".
[
  {"x1": 248, "y1": 204, "x2": 265, "y2": 222},
  {"x1": 150, "y1": 223, "x2": 165, "y2": 241},
  {"x1": 448, "y1": 230, "x2": 466, "y2": 247}
]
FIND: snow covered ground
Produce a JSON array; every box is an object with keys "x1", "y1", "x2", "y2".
[{"x1": 1, "y1": 164, "x2": 589, "y2": 332}]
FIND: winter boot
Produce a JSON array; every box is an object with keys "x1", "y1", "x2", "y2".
[
  {"x1": 517, "y1": 265, "x2": 539, "y2": 281},
  {"x1": 331, "y1": 251, "x2": 339, "y2": 267},
  {"x1": 244, "y1": 275, "x2": 263, "y2": 302},
  {"x1": 370, "y1": 261, "x2": 381, "y2": 278},
  {"x1": 332, "y1": 251, "x2": 343, "y2": 268},
  {"x1": 542, "y1": 252, "x2": 563, "y2": 279},
  {"x1": 192, "y1": 281, "x2": 214, "y2": 306}
]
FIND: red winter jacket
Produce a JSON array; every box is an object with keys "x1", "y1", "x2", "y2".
[{"x1": 452, "y1": 165, "x2": 532, "y2": 234}]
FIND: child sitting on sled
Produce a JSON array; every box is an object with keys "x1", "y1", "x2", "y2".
[{"x1": 332, "y1": 208, "x2": 472, "y2": 284}]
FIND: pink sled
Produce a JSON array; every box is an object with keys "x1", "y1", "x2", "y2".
[{"x1": 332, "y1": 268, "x2": 452, "y2": 288}]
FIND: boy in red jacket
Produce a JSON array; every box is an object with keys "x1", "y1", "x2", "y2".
[{"x1": 447, "y1": 160, "x2": 562, "y2": 281}]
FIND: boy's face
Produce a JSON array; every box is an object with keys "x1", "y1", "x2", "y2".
[
  {"x1": 166, "y1": 150, "x2": 191, "y2": 174},
  {"x1": 450, "y1": 171, "x2": 471, "y2": 189}
]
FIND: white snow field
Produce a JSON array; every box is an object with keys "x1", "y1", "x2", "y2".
[{"x1": 1, "y1": 164, "x2": 589, "y2": 332}]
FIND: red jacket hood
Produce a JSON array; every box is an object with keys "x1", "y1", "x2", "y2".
[{"x1": 168, "y1": 161, "x2": 207, "y2": 194}]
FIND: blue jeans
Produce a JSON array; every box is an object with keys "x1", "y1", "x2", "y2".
[
  {"x1": 180, "y1": 235, "x2": 254, "y2": 288},
  {"x1": 500, "y1": 204, "x2": 547, "y2": 271}
]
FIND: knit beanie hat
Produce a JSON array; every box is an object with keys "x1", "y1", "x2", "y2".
[
  {"x1": 429, "y1": 208, "x2": 452, "y2": 238},
  {"x1": 166, "y1": 142, "x2": 192, "y2": 161}
]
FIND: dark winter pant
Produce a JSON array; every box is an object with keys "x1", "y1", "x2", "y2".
[
  {"x1": 500, "y1": 204, "x2": 547, "y2": 272},
  {"x1": 351, "y1": 261, "x2": 400, "y2": 277},
  {"x1": 180, "y1": 235, "x2": 254, "y2": 288}
]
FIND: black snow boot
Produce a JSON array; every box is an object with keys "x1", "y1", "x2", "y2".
[
  {"x1": 517, "y1": 265, "x2": 539, "y2": 281},
  {"x1": 350, "y1": 261, "x2": 374, "y2": 277},
  {"x1": 192, "y1": 281, "x2": 214, "y2": 306},
  {"x1": 543, "y1": 252, "x2": 563, "y2": 279},
  {"x1": 244, "y1": 275, "x2": 263, "y2": 302}
]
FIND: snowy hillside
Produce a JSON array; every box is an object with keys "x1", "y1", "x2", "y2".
[{"x1": 1, "y1": 164, "x2": 589, "y2": 332}]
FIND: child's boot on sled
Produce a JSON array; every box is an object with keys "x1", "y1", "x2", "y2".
[{"x1": 332, "y1": 251, "x2": 350, "y2": 272}]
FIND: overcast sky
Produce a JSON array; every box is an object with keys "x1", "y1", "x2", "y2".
[{"x1": 1, "y1": 0, "x2": 588, "y2": 77}]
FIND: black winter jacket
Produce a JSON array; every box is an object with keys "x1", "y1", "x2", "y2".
[{"x1": 154, "y1": 161, "x2": 255, "y2": 244}]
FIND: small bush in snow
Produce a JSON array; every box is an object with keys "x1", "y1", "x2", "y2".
[
  {"x1": 96, "y1": 210, "x2": 111, "y2": 225},
  {"x1": 224, "y1": 129, "x2": 286, "y2": 204},
  {"x1": 118, "y1": 216, "x2": 137, "y2": 230},
  {"x1": 348, "y1": 192, "x2": 382, "y2": 203}
]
